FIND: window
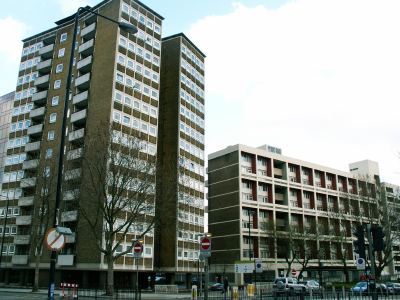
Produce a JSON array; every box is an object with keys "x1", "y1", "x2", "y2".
[
  {"x1": 123, "y1": 116, "x2": 130, "y2": 125},
  {"x1": 60, "y1": 32, "x2": 68, "y2": 42},
  {"x1": 48, "y1": 130, "x2": 55, "y2": 141},
  {"x1": 49, "y1": 113, "x2": 57, "y2": 123},
  {"x1": 44, "y1": 166, "x2": 51, "y2": 178},
  {"x1": 115, "y1": 92, "x2": 122, "y2": 103},
  {"x1": 51, "y1": 96, "x2": 59, "y2": 106},
  {"x1": 56, "y1": 63, "x2": 63, "y2": 73},
  {"x1": 58, "y1": 48, "x2": 65, "y2": 58},
  {"x1": 46, "y1": 148, "x2": 53, "y2": 159},
  {"x1": 54, "y1": 80, "x2": 61, "y2": 89},
  {"x1": 116, "y1": 73, "x2": 124, "y2": 83}
]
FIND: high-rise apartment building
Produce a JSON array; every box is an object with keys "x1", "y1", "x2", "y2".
[
  {"x1": 207, "y1": 144, "x2": 399, "y2": 284},
  {"x1": 0, "y1": 0, "x2": 205, "y2": 289},
  {"x1": 155, "y1": 33, "x2": 206, "y2": 282},
  {"x1": 0, "y1": 92, "x2": 14, "y2": 191}
]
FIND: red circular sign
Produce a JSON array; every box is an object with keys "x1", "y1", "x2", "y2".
[
  {"x1": 133, "y1": 242, "x2": 143, "y2": 254},
  {"x1": 200, "y1": 237, "x2": 211, "y2": 251},
  {"x1": 291, "y1": 269, "x2": 296, "y2": 276}
]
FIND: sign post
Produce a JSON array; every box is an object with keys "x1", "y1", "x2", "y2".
[
  {"x1": 200, "y1": 236, "x2": 211, "y2": 300},
  {"x1": 133, "y1": 240, "x2": 143, "y2": 300}
]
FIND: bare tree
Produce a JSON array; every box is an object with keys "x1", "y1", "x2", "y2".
[
  {"x1": 29, "y1": 157, "x2": 57, "y2": 291},
  {"x1": 76, "y1": 127, "x2": 156, "y2": 295}
]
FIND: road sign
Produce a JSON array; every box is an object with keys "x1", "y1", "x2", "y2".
[
  {"x1": 255, "y1": 258, "x2": 263, "y2": 273},
  {"x1": 200, "y1": 236, "x2": 211, "y2": 257},
  {"x1": 356, "y1": 257, "x2": 365, "y2": 270},
  {"x1": 234, "y1": 262, "x2": 254, "y2": 273},
  {"x1": 133, "y1": 241, "x2": 143, "y2": 258},
  {"x1": 291, "y1": 269, "x2": 297, "y2": 276},
  {"x1": 45, "y1": 228, "x2": 65, "y2": 251}
]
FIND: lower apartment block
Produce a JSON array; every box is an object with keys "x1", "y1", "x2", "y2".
[{"x1": 207, "y1": 144, "x2": 400, "y2": 284}]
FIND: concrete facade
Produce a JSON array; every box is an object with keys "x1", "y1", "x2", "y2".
[{"x1": 207, "y1": 144, "x2": 399, "y2": 284}]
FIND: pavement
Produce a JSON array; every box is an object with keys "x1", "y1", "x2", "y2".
[{"x1": 0, "y1": 287, "x2": 193, "y2": 299}]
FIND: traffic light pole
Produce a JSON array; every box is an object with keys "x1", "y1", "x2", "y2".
[{"x1": 366, "y1": 224, "x2": 377, "y2": 300}]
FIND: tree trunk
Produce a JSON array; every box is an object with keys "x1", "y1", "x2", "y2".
[
  {"x1": 32, "y1": 252, "x2": 41, "y2": 292},
  {"x1": 106, "y1": 255, "x2": 114, "y2": 296}
]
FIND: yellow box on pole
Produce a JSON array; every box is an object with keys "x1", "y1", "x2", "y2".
[
  {"x1": 247, "y1": 284, "x2": 255, "y2": 297},
  {"x1": 232, "y1": 286, "x2": 239, "y2": 299}
]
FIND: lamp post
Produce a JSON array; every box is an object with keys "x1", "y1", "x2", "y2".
[{"x1": 47, "y1": 6, "x2": 137, "y2": 300}]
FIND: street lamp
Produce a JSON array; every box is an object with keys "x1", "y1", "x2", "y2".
[{"x1": 47, "y1": 6, "x2": 137, "y2": 300}]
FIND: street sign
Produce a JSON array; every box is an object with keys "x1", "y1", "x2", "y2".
[
  {"x1": 133, "y1": 241, "x2": 143, "y2": 258},
  {"x1": 291, "y1": 269, "x2": 297, "y2": 276},
  {"x1": 200, "y1": 236, "x2": 211, "y2": 257},
  {"x1": 45, "y1": 228, "x2": 65, "y2": 251},
  {"x1": 255, "y1": 259, "x2": 263, "y2": 273},
  {"x1": 356, "y1": 257, "x2": 365, "y2": 270},
  {"x1": 235, "y1": 262, "x2": 254, "y2": 273}
]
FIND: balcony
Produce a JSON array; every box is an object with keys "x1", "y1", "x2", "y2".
[
  {"x1": 34, "y1": 74, "x2": 50, "y2": 89},
  {"x1": 20, "y1": 177, "x2": 36, "y2": 188},
  {"x1": 81, "y1": 22, "x2": 96, "y2": 39},
  {"x1": 77, "y1": 55, "x2": 92, "y2": 73},
  {"x1": 12, "y1": 255, "x2": 29, "y2": 265},
  {"x1": 79, "y1": 38, "x2": 94, "y2": 56},
  {"x1": 18, "y1": 196, "x2": 34, "y2": 207},
  {"x1": 25, "y1": 141, "x2": 41, "y2": 153},
  {"x1": 36, "y1": 59, "x2": 52, "y2": 74},
  {"x1": 75, "y1": 73, "x2": 91, "y2": 90},
  {"x1": 68, "y1": 128, "x2": 85, "y2": 143},
  {"x1": 16, "y1": 215, "x2": 32, "y2": 226},
  {"x1": 73, "y1": 91, "x2": 88, "y2": 107},
  {"x1": 29, "y1": 107, "x2": 45, "y2": 120},
  {"x1": 67, "y1": 148, "x2": 83, "y2": 160},
  {"x1": 61, "y1": 210, "x2": 78, "y2": 222},
  {"x1": 27, "y1": 124, "x2": 43, "y2": 137},
  {"x1": 31, "y1": 90, "x2": 47, "y2": 105},
  {"x1": 65, "y1": 169, "x2": 81, "y2": 181},
  {"x1": 71, "y1": 109, "x2": 87, "y2": 125},
  {"x1": 65, "y1": 233, "x2": 76, "y2": 244},
  {"x1": 14, "y1": 235, "x2": 31, "y2": 245},
  {"x1": 39, "y1": 43, "x2": 54, "y2": 59},
  {"x1": 57, "y1": 254, "x2": 74, "y2": 266},
  {"x1": 22, "y1": 159, "x2": 39, "y2": 170},
  {"x1": 63, "y1": 189, "x2": 79, "y2": 201}
]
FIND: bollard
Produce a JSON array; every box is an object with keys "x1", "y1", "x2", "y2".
[
  {"x1": 232, "y1": 286, "x2": 239, "y2": 300},
  {"x1": 191, "y1": 285, "x2": 198, "y2": 300}
]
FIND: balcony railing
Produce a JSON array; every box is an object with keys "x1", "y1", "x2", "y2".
[
  {"x1": 16, "y1": 215, "x2": 32, "y2": 226},
  {"x1": 81, "y1": 22, "x2": 96, "y2": 39},
  {"x1": 36, "y1": 59, "x2": 52, "y2": 74},
  {"x1": 31, "y1": 90, "x2": 47, "y2": 105},
  {"x1": 34, "y1": 74, "x2": 50, "y2": 89},
  {"x1": 61, "y1": 210, "x2": 78, "y2": 222},
  {"x1": 12, "y1": 255, "x2": 28, "y2": 265},
  {"x1": 22, "y1": 159, "x2": 39, "y2": 170},
  {"x1": 20, "y1": 177, "x2": 37, "y2": 188},
  {"x1": 75, "y1": 73, "x2": 91, "y2": 90},
  {"x1": 29, "y1": 106, "x2": 45, "y2": 120},
  {"x1": 79, "y1": 38, "x2": 94, "y2": 56},
  {"x1": 18, "y1": 196, "x2": 34, "y2": 207},
  {"x1": 67, "y1": 148, "x2": 83, "y2": 160},
  {"x1": 73, "y1": 90, "x2": 89, "y2": 107},
  {"x1": 77, "y1": 55, "x2": 92, "y2": 73},
  {"x1": 14, "y1": 235, "x2": 31, "y2": 245},
  {"x1": 25, "y1": 141, "x2": 41, "y2": 152},
  {"x1": 27, "y1": 124, "x2": 43, "y2": 136},
  {"x1": 69, "y1": 128, "x2": 85, "y2": 142},
  {"x1": 71, "y1": 109, "x2": 87, "y2": 124},
  {"x1": 39, "y1": 43, "x2": 54, "y2": 59}
]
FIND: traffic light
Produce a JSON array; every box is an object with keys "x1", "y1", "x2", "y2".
[
  {"x1": 372, "y1": 226, "x2": 385, "y2": 251},
  {"x1": 353, "y1": 225, "x2": 366, "y2": 259}
]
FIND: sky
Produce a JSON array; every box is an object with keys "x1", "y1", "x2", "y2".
[{"x1": 0, "y1": 0, "x2": 399, "y2": 184}]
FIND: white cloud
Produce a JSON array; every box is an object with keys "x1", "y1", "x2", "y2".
[
  {"x1": 0, "y1": 17, "x2": 27, "y2": 94},
  {"x1": 58, "y1": 0, "x2": 99, "y2": 16},
  {"x1": 188, "y1": 0, "x2": 400, "y2": 183}
]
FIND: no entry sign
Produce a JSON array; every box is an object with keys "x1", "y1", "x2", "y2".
[
  {"x1": 200, "y1": 236, "x2": 211, "y2": 257},
  {"x1": 133, "y1": 241, "x2": 143, "y2": 258},
  {"x1": 45, "y1": 228, "x2": 65, "y2": 251}
]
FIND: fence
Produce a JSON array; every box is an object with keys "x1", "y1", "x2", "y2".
[
  {"x1": 76, "y1": 288, "x2": 141, "y2": 299},
  {"x1": 198, "y1": 288, "x2": 400, "y2": 299}
]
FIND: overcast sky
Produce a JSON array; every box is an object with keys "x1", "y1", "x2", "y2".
[{"x1": 1, "y1": 0, "x2": 399, "y2": 184}]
